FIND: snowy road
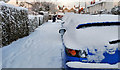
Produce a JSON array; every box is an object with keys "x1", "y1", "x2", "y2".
[{"x1": 3, "y1": 22, "x2": 63, "y2": 68}]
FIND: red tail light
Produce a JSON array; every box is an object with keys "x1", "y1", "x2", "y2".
[
  {"x1": 66, "y1": 48, "x2": 88, "y2": 58},
  {"x1": 67, "y1": 49, "x2": 76, "y2": 56}
]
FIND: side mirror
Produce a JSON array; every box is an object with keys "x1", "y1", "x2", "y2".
[{"x1": 59, "y1": 29, "x2": 66, "y2": 35}]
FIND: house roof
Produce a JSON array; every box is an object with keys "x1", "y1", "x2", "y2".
[
  {"x1": 64, "y1": 8, "x2": 69, "y2": 10},
  {"x1": 70, "y1": 8, "x2": 74, "y2": 10}
]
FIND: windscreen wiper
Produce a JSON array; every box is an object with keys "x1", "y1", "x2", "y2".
[
  {"x1": 76, "y1": 22, "x2": 120, "y2": 29},
  {"x1": 109, "y1": 39, "x2": 120, "y2": 44}
]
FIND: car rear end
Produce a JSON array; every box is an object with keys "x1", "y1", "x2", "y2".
[{"x1": 61, "y1": 14, "x2": 120, "y2": 70}]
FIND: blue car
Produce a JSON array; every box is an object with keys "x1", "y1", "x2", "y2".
[{"x1": 59, "y1": 15, "x2": 120, "y2": 70}]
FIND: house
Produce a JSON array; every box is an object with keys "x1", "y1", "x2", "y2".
[
  {"x1": 70, "y1": 8, "x2": 75, "y2": 12},
  {"x1": 86, "y1": 0, "x2": 114, "y2": 14},
  {"x1": 63, "y1": 8, "x2": 69, "y2": 12}
]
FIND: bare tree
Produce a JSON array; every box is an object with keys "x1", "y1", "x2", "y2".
[
  {"x1": 0, "y1": 0, "x2": 9, "y2": 3},
  {"x1": 31, "y1": 2, "x2": 57, "y2": 13}
]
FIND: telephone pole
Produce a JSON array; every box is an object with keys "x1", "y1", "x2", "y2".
[
  {"x1": 85, "y1": 1, "x2": 87, "y2": 13},
  {"x1": 78, "y1": 0, "x2": 80, "y2": 14}
]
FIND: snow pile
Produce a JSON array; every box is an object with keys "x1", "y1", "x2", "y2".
[
  {"x1": 3, "y1": 22, "x2": 63, "y2": 68},
  {"x1": 0, "y1": 1, "x2": 29, "y2": 46},
  {"x1": 28, "y1": 15, "x2": 43, "y2": 33},
  {"x1": 62, "y1": 13, "x2": 119, "y2": 63}
]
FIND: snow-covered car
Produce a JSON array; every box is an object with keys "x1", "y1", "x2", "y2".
[{"x1": 59, "y1": 14, "x2": 120, "y2": 70}]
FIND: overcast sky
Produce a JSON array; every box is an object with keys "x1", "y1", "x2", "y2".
[
  {"x1": 24, "y1": 0, "x2": 100, "y2": 7},
  {"x1": 8, "y1": 0, "x2": 119, "y2": 8}
]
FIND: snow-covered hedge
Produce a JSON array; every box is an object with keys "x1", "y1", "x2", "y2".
[
  {"x1": 0, "y1": 2, "x2": 45, "y2": 46},
  {"x1": 0, "y1": 1, "x2": 29, "y2": 46},
  {"x1": 28, "y1": 15, "x2": 43, "y2": 33}
]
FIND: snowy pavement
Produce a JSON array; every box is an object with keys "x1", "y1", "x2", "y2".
[
  {"x1": 0, "y1": 48, "x2": 2, "y2": 69},
  {"x1": 2, "y1": 22, "x2": 63, "y2": 68}
]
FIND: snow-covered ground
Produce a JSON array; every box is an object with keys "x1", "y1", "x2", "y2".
[
  {"x1": 2, "y1": 22, "x2": 63, "y2": 68},
  {"x1": 0, "y1": 48, "x2": 2, "y2": 70}
]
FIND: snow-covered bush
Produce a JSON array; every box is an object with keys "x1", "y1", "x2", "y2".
[
  {"x1": 28, "y1": 15, "x2": 43, "y2": 33},
  {"x1": 111, "y1": 6, "x2": 120, "y2": 15},
  {"x1": 0, "y1": 1, "x2": 29, "y2": 46},
  {"x1": 28, "y1": 15, "x2": 38, "y2": 32}
]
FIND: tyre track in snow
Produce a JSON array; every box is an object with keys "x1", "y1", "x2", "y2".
[{"x1": 2, "y1": 22, "x2": 63, "y2": 68}]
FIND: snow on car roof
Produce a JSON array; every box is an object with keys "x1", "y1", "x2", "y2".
[
  {"x1": 62, "y1": 13, "x2": 118, "y2": 50},
  {"x1": 64, "y1": 24, "x2": 118, "y2": 50},
  {"x1": 62, "y1": 13, "x2": 119, "y2": 52}
]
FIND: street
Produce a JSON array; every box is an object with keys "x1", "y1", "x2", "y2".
[{"x1": 2, "y1": 22, "x2": 63, "y2": 68}]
